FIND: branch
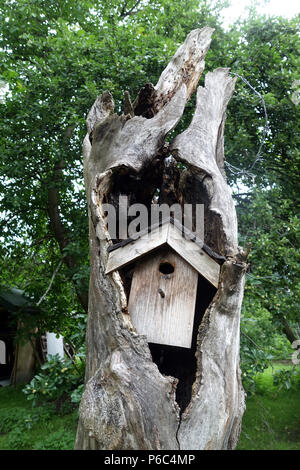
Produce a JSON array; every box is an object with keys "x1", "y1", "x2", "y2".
[
  {"x1": 47, "y1": 160, "x2": 69, "y2": 253},
  {"x1": 281, "y1": 316, "x2": 298, "y2": 345},
  {"x1": 36, "y1": 257, "x2": 64, "y2": 307},
  {"x1": 154, "y1": 27, "x2": 214, "y2": 111},
  {"x1": 241, "y1": 330, "x2": 265, "y2": 352},
  {"x1": 120, "y1": 0, "x2": 127, "y2": 16},
  {"x1": 120, "y1": 0, "x2": 142, "y2": 17},
  {"x1": 170, "y1": 68, "x2": 238, "y2": 256}
]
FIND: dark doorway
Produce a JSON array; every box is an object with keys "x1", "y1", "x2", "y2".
[{"x1": 0, "y1": 310, "x2": 15, "y2": 380}]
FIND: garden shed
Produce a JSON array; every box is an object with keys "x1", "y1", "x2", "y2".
[{"x1": 0, "y1": 287, "x2": 39, "y2": 385}]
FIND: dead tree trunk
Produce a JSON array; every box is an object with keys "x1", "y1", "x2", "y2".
[{"x1": 75, "y1": 27, "x2": 247, "y2": 451}]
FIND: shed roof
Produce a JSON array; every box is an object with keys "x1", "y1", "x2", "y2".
[
  {"x1": 0, "y1": 287, "x2": 37, "y2": 313},
  {"x1": 105, "y1": 218, "x2": 222, "y2": 288}
]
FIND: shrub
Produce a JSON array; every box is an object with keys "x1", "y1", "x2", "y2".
[
  {"x1": 273, "y1": 367, "x2": 300, "y2": 391},
  {"x1": 70, "y1": 383, "x2": 85, "y2": 405},
  {"x1": 33, "y1": 429, "x2": 75, "y2": 450},
  {"x1": 23, "y1": 354, "x2": 84, "y2": 408},
  {"x1": 7, "y1": 428, "x2": 31, "y2": 450},
  {"x1": 0, "y1": 407, "x2": 28, "y2": 434},
  {"x1": 0, "y1": 404, "x2": 57, "y2": 449}
]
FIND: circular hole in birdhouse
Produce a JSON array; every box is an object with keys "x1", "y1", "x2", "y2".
[{"x1": 159, "y1": 262, "x2": 174, "y2": 275}]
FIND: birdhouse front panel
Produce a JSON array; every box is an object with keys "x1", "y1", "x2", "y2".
[{"x1": 128, "y1": 247, "x2": 199, "y2": 349}]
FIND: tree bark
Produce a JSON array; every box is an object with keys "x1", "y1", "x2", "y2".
[
  {"x1": 75, "y1": 27, "x2": 247, "y2": 450},
  {"x1": 281, "y1": 316, "x2": 299, "y2": 347}
]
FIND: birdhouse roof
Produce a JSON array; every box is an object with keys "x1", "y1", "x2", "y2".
[{"x1": 105, "y1": 218, "x2": 223, "y2": 288}]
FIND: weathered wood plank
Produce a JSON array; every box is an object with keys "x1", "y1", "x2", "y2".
[
  {"x1": 106, "y1": 219, "x2": 220, "y2": 288},
  {"x1": 107, "y1": 217, "x2": 171, "y2": 253},
  {"x1": 105, "y1": 223, "x2": 169, "y2": 274},
  {"x1": 167, "y1": 223, "x2": 220, "y2": 288},
  {"x1": 128, "y1": 248, "x2": 198, "y2": 348},
  {"x1": 107, "y1": 216, "x2": 226, "y2": 262}
]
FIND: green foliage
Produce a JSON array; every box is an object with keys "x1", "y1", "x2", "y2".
[
  {"x1": 1, "y1": 404, "x2": 56, "y2": 449},
  {"x1": 0, "y1": 0, "x2": 299, "y2": 403},
  {"x1": 0, "y1": 0, "x2": 227, "y2": 335},
  {"x1": 225, "y1": 16, "x2": 300, "y2": 385},
  {"x1": 237, "y1": 364, "x2": 300, "y2": 450},
  {"x1": 240, "y1": 287, "x2": 295, "y2": 393},
  {"x1": 240, "y1": 344, "x2": 272, "y2": 394},
  {"x1": 272, "y1": 367, "x2": 300, "y2": 391},
  {"x1": 224, "y1": 14, "x2": 300, "y2": 196},
  {"x1": 33, "y1": 429, "x2": 75, "y2": 450},
  {"x1": 7, "y1": 428, "x2": 31, "y2": 450},
  {"x1": 23, "y1": 354, "x2": 84, "y2": 407},
  {"x1": 238, "y1": 185, "x2": 300, "y2": 393},
  {"x1": 70, "y1": 383, "x2": 85, "y2": 405},
  {"x1": 0, "y1": 386, "x2": 77, "y2": 450},
  {"x1": 0, "y1": 407, "x2": 29, "y2": 434},
  {"x1": 66, "y1": 313, "x2": 87, "y2": 352}
]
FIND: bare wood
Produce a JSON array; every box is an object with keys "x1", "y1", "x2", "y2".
[
  {"x1": 108, "y1": 216, "x2": 226, "y2": 262},
  {"x1": 128, "y1": 248, "x2": 199, "y2": 348},
  {"x1": 170, "y1": 68, "x2": 246, "y2": 449},
  {"x1": 105, "y1": 222, "x2": 169, "y2": 274},
  {"x1": 106, "y1": 220, "x2": 220, "y2": 288},
  {"x1": 36, "y1": 257, "x2": 64, "y2": 306},
  {"x1": 171, "y1": 68, "x2": 238, "y2": 256},
  {"x1": 167, "y1": 224, "x2": 220, "y2": 288},
  {"x1": 154, "y1": 27, "x2": 214, "y2": 112},
  {"x1": 88, "y1": 85, "x2": 187, "y2": 177}
]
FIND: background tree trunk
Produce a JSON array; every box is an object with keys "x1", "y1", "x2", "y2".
[{"x1": 75, "y1": 27, "x2": 247, "y2": 451}]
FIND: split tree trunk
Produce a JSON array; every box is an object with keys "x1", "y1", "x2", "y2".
[{"x1": 75, "y1": 27, "x2": 247, "y2": 451}]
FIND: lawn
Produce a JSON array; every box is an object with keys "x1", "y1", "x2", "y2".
[
  {"x1": 237, "y1": 363, "x2": 300, "y2": 450},
  {"x1": 0, "y1": 385, "x2": 78, "y2": 450},
  {"x1": 0, "y1": 364, "x2": 299, "y2": 450}
]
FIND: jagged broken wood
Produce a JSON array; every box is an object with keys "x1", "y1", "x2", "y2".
[{"x1": 75, "y1": 27, "x2": 247, "y2": 450}]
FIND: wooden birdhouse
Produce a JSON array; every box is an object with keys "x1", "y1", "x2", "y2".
[{"x1": 106, "y1": 219, "x2": 220, "y2": 349}]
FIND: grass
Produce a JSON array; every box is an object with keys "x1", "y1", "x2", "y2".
[
  {"x1": 0, "y1": 363, "x2": 299, "y2": 450},
  {"x1": 0, "y1": 385, "x2": 78, "y2": 450},
  {"x1": 237, "y1": 363, "x2": 300, "y2": 450}
]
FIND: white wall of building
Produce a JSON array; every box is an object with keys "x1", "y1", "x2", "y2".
[{"x1": 46, "y1": 332, "x2": 64, "y2": 359}]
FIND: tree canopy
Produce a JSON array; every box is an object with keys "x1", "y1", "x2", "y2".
[{"x1": 0, "y1": 0, "x2": 299, "y2": 387}]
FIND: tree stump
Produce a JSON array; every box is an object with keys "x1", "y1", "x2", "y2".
[{"x1": 75, "y1": 27, "x2": 247, "y2": 451}]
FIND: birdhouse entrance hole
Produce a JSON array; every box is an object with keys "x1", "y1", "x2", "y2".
[
  {"x1": 158, "y1": 262, "x2": 174, "y2": 275},
  {"x1": 149, "y1": 274, "x2": 216, "y2": 413}
]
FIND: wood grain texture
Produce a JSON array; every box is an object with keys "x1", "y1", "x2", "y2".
[
  {"x1": 170, "y1": 68, "x2": 246, "y2": 450},
  {"x1": 167, "y1": 223, "x2": 220, "y2": 288},
  {"x1": 88, "y1": 85, "x2": 187, "y2": 178},
  {"x1": 171, "y1": 68, "x2": 238, "y2": 257},
  {"x1": 106, "y1": 220, "x2": 220, "y2": 288},
  {"x1": 105, "y1": 222, "x2": 169, "y2": 274},
  {"x1": 154, "y1": 27, "x2": 214, "y2": 111},
  {"x1": 128, "y1": 248, "x2": 198, "y2": 348}
]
